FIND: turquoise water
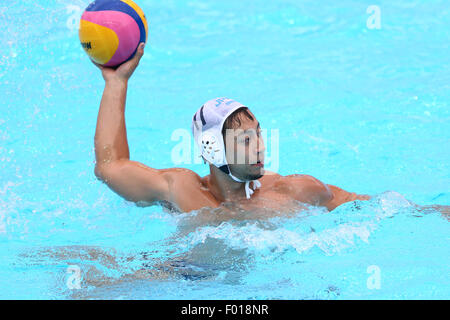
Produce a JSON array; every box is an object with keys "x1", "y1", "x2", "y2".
[{"x1": 0, "y1": 0, "x2": 449, "y2": 299}]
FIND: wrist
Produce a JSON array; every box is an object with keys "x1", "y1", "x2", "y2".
[{"x1": 105, "y1": 77, "x2": 128, "y2": 88}]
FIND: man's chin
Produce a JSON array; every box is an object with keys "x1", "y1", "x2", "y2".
[
  {"x1": 248, "y1": 167, "x2": 265, "y2": 180},
  {"x1": 230, "y1": 165, "x2": 265, "y2": 181}
]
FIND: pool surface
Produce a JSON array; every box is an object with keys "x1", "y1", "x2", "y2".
[{"x1": 0, "y1": 0, "x2": 449, "y2": 299}]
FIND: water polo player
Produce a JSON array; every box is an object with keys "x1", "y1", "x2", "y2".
[
  {"x1": 92, "y1": 42, "x2": 450, "y2": 220},
  {"x1": 92, "y1": 43, "x2": 375, "y2": 215}
]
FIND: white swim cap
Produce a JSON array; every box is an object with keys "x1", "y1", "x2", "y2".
[{"x1": 192, "y1": 97, "x2": 262, "y2": 199}]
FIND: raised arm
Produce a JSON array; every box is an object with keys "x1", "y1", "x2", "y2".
[{"x1": 93, "y1": 43, "x2": 172, "y2": 205}]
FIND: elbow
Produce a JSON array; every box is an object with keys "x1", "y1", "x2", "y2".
[
  {"x1": 94, "y1": 162, "x2": 121, "y2": 183},
  {"x1": 322, "y1": 192, "x2": 337, "y2": 212},
  {"x1": 323, "y1": 184, "x2": 334, "y2": 203},
  {"x1": 311, "y1": 185, "x2": 334, "y2": 210},
  {"x1": 94, "y1": 165, "x2": 107, "y2": 182}
]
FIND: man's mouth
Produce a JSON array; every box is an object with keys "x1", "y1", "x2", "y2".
[{"x1": 252, "y1": 160, "x2": 264, "y2": 167}]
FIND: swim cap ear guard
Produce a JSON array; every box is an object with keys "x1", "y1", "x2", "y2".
[
  {"x1": 199, "y1": 132, "x2": 224, "y2": 165},
  {"x1": 192, "y1": 97, "x2": 261, "y2": 199}
]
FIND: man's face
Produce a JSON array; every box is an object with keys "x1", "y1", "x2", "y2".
[{"x1": 224, "y1": 112, "x2": 265, "y2": 181}]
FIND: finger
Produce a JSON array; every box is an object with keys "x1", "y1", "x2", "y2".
[
  {"x1": 119, "y1": 43, "x2": 144, "y2": 71},
  {"x1": 132, "y1": 42, "x2": 145, "y2": 63},
  {"x1": 137, "y1": 42, "x2": 145, "y2": 57}
]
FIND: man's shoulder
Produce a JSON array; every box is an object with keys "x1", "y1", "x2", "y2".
[
  {"x1": 284, "y1": 174, "x2": 322, "y2": 183},
  {"x1": 160, "y1": 167, "x2": 203, "y2": 183},
  {"x1": 260, "y1": 172, "x2": 319, "y2": 187},
  {"x1": 277, "y1": 174, "x2": 333, "y2": 205},
  {"x1": 277, "y1": 173, "x2": 318, "y2": 184}
]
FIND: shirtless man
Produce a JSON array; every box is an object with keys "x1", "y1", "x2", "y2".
[{"x1": 93, "y1": 43, "x2": 447, "y2": 218}]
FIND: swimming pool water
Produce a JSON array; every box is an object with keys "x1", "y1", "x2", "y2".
[{"x1": 0, "y1": 0, "x2": 449, "y2": 299}]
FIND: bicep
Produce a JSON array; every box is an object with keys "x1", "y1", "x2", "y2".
[{"x1": 95, "y1": 160, "x2": 171, "y2": 203}]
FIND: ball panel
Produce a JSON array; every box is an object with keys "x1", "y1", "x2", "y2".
[
  {"x1": 85, "y1": 0, "x2": 120, "y2": 12},
  {"x1": 81, "y1": 10, "x2": 140, "y2": 67},
  {"x1": 120, "y1": 0, "x2": 148, "y2": 41},
  {"x1": 79, "y1": 18, "x2": 119, "y2": 65},
  {"x1": 85, "y1": 0, "x2": 146, "y2": 45}
]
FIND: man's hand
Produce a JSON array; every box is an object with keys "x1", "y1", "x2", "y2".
[{"x1": 93, "y1": 42, "x2": 145, "y2": 83}]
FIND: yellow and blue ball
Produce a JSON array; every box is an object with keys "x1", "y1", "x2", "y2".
[{"x1": 79, "y1": 0, "x2": 148, "y2": 67}]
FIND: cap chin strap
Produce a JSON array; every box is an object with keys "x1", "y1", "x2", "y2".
[
  {"x1": 228, "y1": 172, "x2": 262, "y2": 199},
  {"x1": 204, "y1": 158, "x2": 262, "y2": 199}
]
